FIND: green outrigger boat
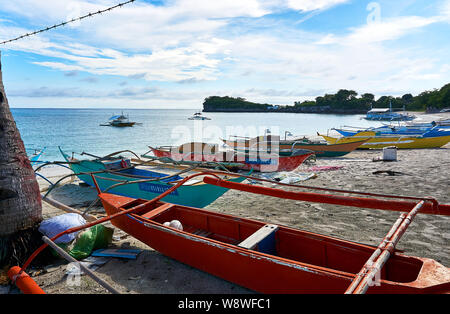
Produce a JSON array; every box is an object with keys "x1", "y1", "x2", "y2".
[{"x1": 59, "y1": 147, "x2": 246, "y2": 208}]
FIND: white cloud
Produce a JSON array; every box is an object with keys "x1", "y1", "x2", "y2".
[
  {"x1": 287, "y1": 0, "x2": 349, "y2": 12},
  {"x1": 346, "y1": 16, "x2": 440, "y2": 44},
  {"x1": 30, "y1": 37, "x2": 232, "y2": 82},
  {"x1": 1, "y1": 0, "x2": 449, "y2": 108}
]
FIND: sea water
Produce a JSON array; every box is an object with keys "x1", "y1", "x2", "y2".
[{"x1": 10, "y1": 108, "x2": 384, "y2": 162}]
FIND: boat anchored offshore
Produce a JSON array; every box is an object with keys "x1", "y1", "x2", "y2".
[
  {"x1": 364, "y1": 108, "x2": 415, "y2": 121},
  {"x1": 100, "y1": 112, "x2": 139, "y2": 127},
  {"x1": 364, "y1": 101, "x2": 415, "y2": 121},
  {"x1": 188, "y1": 112, "x2": 211, "y2": 120}
]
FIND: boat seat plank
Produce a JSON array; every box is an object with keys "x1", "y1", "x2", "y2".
[
  {"x1": 141, "y1": 203, "x2": 175, "y2": 219},
  {"x1": 182, "y1": 226, "x2": 213, "y2": 238},
  {"x1": 238, "y1": 224, "x2": 278, "y2": 254},
  {"x1": 193, "y1": 229, "x2": 213, "y2": 238}
]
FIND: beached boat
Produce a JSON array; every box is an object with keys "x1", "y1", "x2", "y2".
[
  {"x1": 29, "y1": 147, "x2": 46, "y2": 164},
  {"x1": 100, "y1": 112, "x2": 137, "y2": 127},
  {"x1": 222, "y1": 136, "x2": 368, "y2": 158},
  {"x1": 97, "y1": 173, "x2": 450, "y2": 294},
  {"x1": 149, "y1": 142, "x2": 314, "y2": 172},
  {"x1": 407, "y1": 118, "x2": 450, "y2": 127},
  {"x1": 59, "y1": 148, "x2": 246, "y2": 208},
  {"x1": 332, "y1": 123, "x2": 450, "y2": 137},
  {"x1": 319, "y1": 131, "x2": 450, "y2": 149},
  {"x1": 188, "y1": 112, "x2": 211, "y2": 120}
]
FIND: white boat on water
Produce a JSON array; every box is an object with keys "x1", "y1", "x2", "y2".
[
  {"x1": 364, "y1": 101, "x2": 415, "y2": 121},
  {"x1": 100, "y1": 112, "x2": 139, "y2": 127},
  {"x1": 188, "y1": 112, "x2": 211, "y2": 120}
]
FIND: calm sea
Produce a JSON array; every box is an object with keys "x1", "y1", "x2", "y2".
[{"x1": 10, "y1": 108, "x2": 384, "y2": 162}]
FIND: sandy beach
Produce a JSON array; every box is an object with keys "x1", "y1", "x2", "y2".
[{"x1": 3, "y1": 112, "x2": 450, "y2": 295}]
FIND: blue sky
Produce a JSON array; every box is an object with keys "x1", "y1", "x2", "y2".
[{"x1": 1, "y1": 0, "x2": 449, "y2": 109}]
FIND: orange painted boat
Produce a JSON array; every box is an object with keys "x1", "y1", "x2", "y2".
[
  {"x1": 98, "y1": 175, "x2": 450, "y2": 294},
  {"x1": 149, "y1": 143, "x2": 314, "y2": 172},
  {"x1": 222, "y1": 137, "x2": 368, "y2": 158}
]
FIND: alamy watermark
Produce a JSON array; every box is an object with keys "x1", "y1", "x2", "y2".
[
  {"x1": 367, "y1": 2, "x2": 381, "y2": 24},
  {"x1": 65, "y1": 262, "x2": 81, "y2": 287},
  {"x1": 168, "y1": 122, "x2": 281, "y2": 172}
]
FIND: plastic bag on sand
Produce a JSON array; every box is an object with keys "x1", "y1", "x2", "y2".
[
  {"x1": 65, "y1": 225, "x2": 114, "y2": 260},
  {"x1": 39, "y1": 213, "x2": 114, "y2": 260},
  {"x1": 38, "y1": 213, "x2": 87, "y2": 244},
  {"x1": 270, "y1": 172, "x2": 317, "y2": 184},
  {"x1": 279, "y1": 173, "x2": 317, "y2": 184},
  {"x1": 51, "y1": 225, "x2": 114, "y2": 260}
]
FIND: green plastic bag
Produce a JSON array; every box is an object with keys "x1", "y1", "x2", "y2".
[{"x1": 52, "y1": 225, "x2": 114, "y2": 260}]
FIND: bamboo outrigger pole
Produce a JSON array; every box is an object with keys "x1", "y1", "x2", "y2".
[
  {"x1": 202, "y1": 176, "x2": 450, "y2": 216},
  {"x1": 41, "y1": 236, "x2": 120, "y2": 294},
  {"x1": 345, "y1": 201, "x2": 424, "y2": 294}
]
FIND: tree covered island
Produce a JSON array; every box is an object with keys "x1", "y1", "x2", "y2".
[{"x1": 202, "y1": 83, "x2": 450, "y2": 114}]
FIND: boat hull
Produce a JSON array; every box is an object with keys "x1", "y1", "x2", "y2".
[
  {"x1": 60, "y1": 149, "x2": 245, "y2": 208},
  {"x1": 151, "y1": 147, "x2": 314, "y2": 172},
  {"x1": 99, "y1": 193, "x2": 450, "y2": 294},
  {"x1": 110, "y1": 122, "x2": 136, "y2": 127},
  {"x1": 29, "y1": 147, "x2": 45, "y2": 164},
  {"x1": 223, "y1": 139, "x2": 367, "y2": 157},
  {"x1": 320, "y1": 133, "x2": 450, "y2": 149}
]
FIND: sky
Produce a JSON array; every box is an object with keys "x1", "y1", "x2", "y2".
[{"x1": 0, "y1": 0, "x2": 449, "y2": 109}]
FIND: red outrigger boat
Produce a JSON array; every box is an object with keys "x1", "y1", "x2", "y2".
[
  {"x1": 96, "y1": 172, "x2": 450, "y2": 294},
  {"x1": 149, "y1": 142, "x2": 314, "y2": 172},
  {"x1": 12, "y1": 171, "x2": 450, "y2": 294}
]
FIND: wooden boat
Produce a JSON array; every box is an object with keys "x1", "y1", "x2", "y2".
[
  {"x1": 319, "y1": 131, "x2": 450, "y2": 149},
  {"x1": 365, "y1": 108, "x2": 415, "y2": 121},
  {"x1": 149, "y1": 142, "x2": 315, "y2": 172},
  {"x1": 222, "y1": 136, "x2": 368, "y2": 158},
  {"x1": 332, "y1": 124, "x2": 450, "y2": 137},
  {"x1": 29, "y1": 147, "x2": 46, "y2": 164},
  {"x1": 188, "y1": 112, "x2": 211, "y2": 120},
  {"x1": 364, "y1": 102, "x2": 415, "y2": 121},
  {"x1": 59, "y1": 147, "x2": 245, "y2": 208},
  {"x1": 97, "y1": 173, "x2": 450, "y2": 294}
]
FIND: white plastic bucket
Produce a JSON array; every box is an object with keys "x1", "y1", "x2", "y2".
[{"x1": 383, "y1": 146, "x2": 397, "y2": 161}]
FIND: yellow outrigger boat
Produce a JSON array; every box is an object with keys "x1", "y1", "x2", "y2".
[{"x1": 319, "y1": 131, "x2": 450, "y2": 149}]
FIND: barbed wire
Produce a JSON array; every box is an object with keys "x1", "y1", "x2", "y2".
[{"x1": 0, "y1": 0, "x2": 136, "y2": 45}]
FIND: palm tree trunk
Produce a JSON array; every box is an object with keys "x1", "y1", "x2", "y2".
[{"x1": 0, "y1": 51, "x2": 42, "y2": 266}]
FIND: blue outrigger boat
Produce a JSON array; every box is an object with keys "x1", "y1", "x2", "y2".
[
  {"x1": 332, "y1": 123, "x2": 450, "y2": 138},
  {"x1": 29, "y1": 147, "x2": 46, "y2": 164},
  {"x1": 59, "y1": 147, "x2": 246, "y2": 208}
]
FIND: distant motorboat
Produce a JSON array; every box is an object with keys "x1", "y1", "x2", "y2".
[
  {"x1": 364, "y1": 109, "x2": 415, "y2": 121},
  {"x1": 188, "y1": 112, "x2": 211, "y2": 120},
  {"x1": 101, "y1": 112, "x2": 139, "y2": 127},
  {"x1": 364, "y1": 101, "x2": 415, "y2": 121}
]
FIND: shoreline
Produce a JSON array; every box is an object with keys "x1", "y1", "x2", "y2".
[{"x1": 2, "y1": 112, "x2": 450, "y2": 294}]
